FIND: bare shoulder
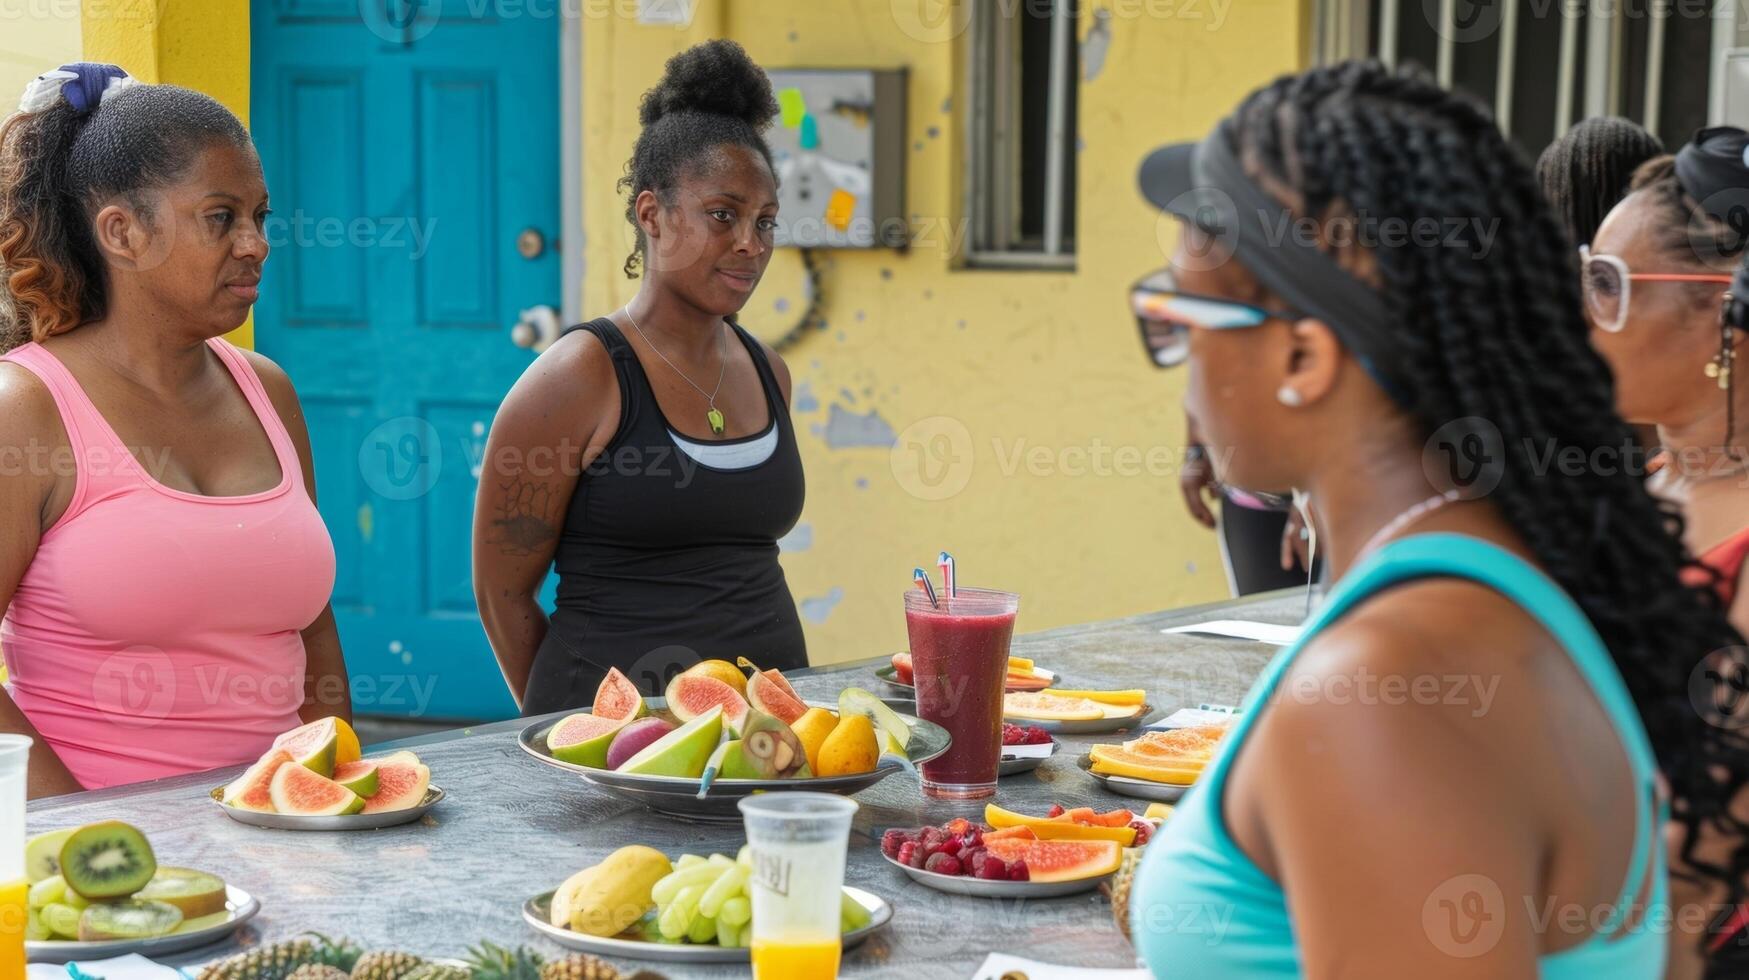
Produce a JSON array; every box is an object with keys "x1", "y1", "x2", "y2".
[{"x1": 0, "y1": 360, "x2": 63, "y2": 444}]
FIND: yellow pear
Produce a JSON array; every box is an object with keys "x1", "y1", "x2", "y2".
[
  {"x1": 816, "y1": 714, "x2": 879, "y2": 777},
  {"x1": 789, "y1": 708, "x2": 837, "y2": 774}
]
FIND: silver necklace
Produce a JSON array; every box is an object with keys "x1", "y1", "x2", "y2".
[
  {"x1": 622, "y1": 306, "x2": 728, "y2": 436},
  {"x1": 1356, "y1": 488, "x2": 1465, "y2": 561}
]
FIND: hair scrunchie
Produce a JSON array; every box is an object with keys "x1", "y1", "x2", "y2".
[{"x1": 15, "y1": 62, "x2": 138, "y2": 116}]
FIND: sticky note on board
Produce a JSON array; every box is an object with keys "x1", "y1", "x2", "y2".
[
  {"x1": 825, "y1": 188, "x2": 857, "y2": 231},
  {"x1": 778, "y1": 87, "x2": 806, "y2": 128}
]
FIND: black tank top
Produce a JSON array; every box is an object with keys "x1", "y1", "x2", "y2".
[{"x1": 521, "y1": 317, "x2": 809, "y2": 716}]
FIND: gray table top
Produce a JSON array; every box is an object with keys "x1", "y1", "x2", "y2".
[{"x1": 28, "y1": 589, "x2": 1307, "y2": 979}]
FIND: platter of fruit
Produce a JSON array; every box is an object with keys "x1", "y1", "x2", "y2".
[
  {"x1": 879, "y1": 805, "x2": 1150, "y2": 898},
  {"x1": 1002, "y1": 688, "x2": 1152, "y2": 734},
  {"x1": 518, "y1": 662, "x2": 950, "y2": 821},
  {"x1": 210, "y1": 718, "x2": 441, "y2": 830},
  {"x1": 997, "y1": 724, "x2": 1056, "y2": 776},
  {"x1": 195, "y1": 935, "x2": 658, "y2": 980},
  {"x1": 522, "y1": 843, "x2": 890, "y2": 964},
  {"x1": 875, "y1": 653, "x2": 1056, "y2": 695},
  {"x1": 25, "y1": 821, "x2": 258, "y2": 963},
  {"x1": 1082, "y1": 723, "x2": 1230, "y2": 802}
]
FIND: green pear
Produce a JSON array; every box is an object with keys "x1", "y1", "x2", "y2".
[{"x1": 621, "y1": 707, "x2": 723, "y2": 778}]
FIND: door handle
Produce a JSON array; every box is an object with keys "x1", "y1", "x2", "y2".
[{"x1": 511, "y1": 305, "x2": 561, "y2": 352}]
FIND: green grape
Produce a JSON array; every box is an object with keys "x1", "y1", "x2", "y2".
[
  {"x1": 841, "y1": 890, "x2": 871, "y2": 931},
  {"x1": 653, "y1": 862, "x2": 724, "y2": 906},
  {"x1": 25, "y1": 908, "x2": 48, "y2": 942},
  {"x1": 676, "y1": 853, "x2": 706, "y2": 869},
  {"x1": 27, "y1": 875, "x2": 64, "y2": 910},
  {"x1": 698, "y1": 864, "x2": 746, "y2": 918},
  {"x1": 716, "y1": 911, "x2": 738, "y2": 948},
  {"x1": 687, "y1": 908, "x2": 717, "y2": 944},
  {"x1": 657, "y1": 898, "x2": 691, "y2": 941},
  {"x1": 706, "y1": 853, "x2": 736, "y2": 870},
  {"x1": 62, "y1": 889, "x2": 89, "y2": 912},
  {"x1": 736, "y1": 844, "x2": 752, "y2": 869},
  {"x1": 719, "y1": 894, "x2": 752, "y2": 927},
  {"x1": 40, "y1": 902, "x2": 80, "y2": 940}
]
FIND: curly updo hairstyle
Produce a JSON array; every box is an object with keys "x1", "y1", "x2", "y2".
[
  {"x1": 618, "y1": 39, "x2": 780, "y2": 279},
  {"x1": 0, "y1": 75, "x2": 253, "y2": 351}
]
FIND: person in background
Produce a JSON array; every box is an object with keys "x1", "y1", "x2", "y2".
[
  {"x1": 473, "y1": 41, "x2": 807, "y2": 716},
  {"x1": 1584, "y1": 129, "x2": 1749, "y2": 636},
  {"x1": 0, "y1": 65, "x2": 346, "y2": 796},
  {"x1": 1173, "y1": 414, "x2": 1314, "y2": 595},
  {"x1": 1127, "y1": 61, "x2": 1747, "y2": 978}
]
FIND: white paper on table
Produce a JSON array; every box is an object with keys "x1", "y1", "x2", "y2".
[
  {"x1": 999, "y1": 741, "x2": 1056, "y2": 760},
  {"x1": 1161, "y1": 619, "x2": 1303, "y2": 646},
  {"x1": 971, "y1": 952, "x2": 1152, "y2": 979},
  {"x1": 29, "y1": 955, "x2": 191, "y2": 980},
  {"x1": 1145, "y1": 706, "x2": 1242, "y2": 731}
]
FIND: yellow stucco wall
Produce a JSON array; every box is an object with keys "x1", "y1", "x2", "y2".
[
  {"x1": 584, "y1": 2, "x2": 1309, "y2": 663},
  {"x1": 1, "y1": 2, "x2": 81, "y2": 119}
]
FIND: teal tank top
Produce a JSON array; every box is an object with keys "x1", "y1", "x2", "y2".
[{"x1": 1131, "y1": 533, "x2": 1667, "y2": 977}]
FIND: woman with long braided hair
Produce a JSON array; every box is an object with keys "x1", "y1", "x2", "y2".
[{"x1": 1125, "y1": 61, "x2": 1747, "y2": 978}]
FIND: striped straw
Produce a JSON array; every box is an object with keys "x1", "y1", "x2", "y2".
[
  {"x1": 912, "y1": 567, "x2": 939, "y2": 607},
  {"x1": 938, "y1": 551, "x2": 956, "y2": 599}
]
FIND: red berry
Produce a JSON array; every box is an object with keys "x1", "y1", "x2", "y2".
[
  {"x1": 976, "y1": 855, "x2": 1008, "y2": 880},
  {"x1": 881, "y1": 829, "x2": 906, "y2": 858},
  {"x1": 1007, "y1": 859, "x2": 1030, "y2": 881},
  {"x1": 1046, "y1": 804, "x2": 1065, "y2": 818},
  {"x1": 924, "y1": 852, "x2": 963, "y2": 876},
  {"x1": 937, "y1": 837, "x2": 962, "y2": 857},
  {"x1": 962, "y1": 829, "x2": 983, "y2": 849},
  {"x1": 1129, "y1": 820, "x2": 1153, "y2": 846},
  {"x1": 896, "y1": 841, "x2": 916, "y2": 865},
  {"x1": 965, "y1": 848, "x2": 988, "y2": 874},
  {"x1": 1027, "y1": 727, "x2": 1051, "y2": 744}
]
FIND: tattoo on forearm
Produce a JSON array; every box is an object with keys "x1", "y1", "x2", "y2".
[{"x1": 492, "y1": 477, "x2": 560, "y2": 557}]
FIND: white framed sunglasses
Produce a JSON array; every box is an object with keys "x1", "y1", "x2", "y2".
[{"x1": 1578, "y1": 244, "x2": 1736, "y2": 333}]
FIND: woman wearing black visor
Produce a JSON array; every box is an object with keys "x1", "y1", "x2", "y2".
[{"x1": 1124, "y1": 61, "x2": 1748, "y2": 979}]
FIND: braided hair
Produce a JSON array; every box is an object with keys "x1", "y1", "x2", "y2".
[
  {"x1": 0, "y1": 73, "x2": 252, "y2": 351},
  {"x1": 617, "y1": 39, "x2": 779, "y2": 279},
  {"x1": 1227, "y1": 60, "x2": 1748, "y2": 963},
  {"x1": 1536, "y1": 116, "x2": 1664, "y2": 249}
]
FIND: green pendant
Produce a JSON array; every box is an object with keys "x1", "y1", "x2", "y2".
[{"x1": 707, "y1": 407, "x2": 726, "y2": 435}]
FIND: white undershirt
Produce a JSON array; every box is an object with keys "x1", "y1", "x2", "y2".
[{"x1": 669, "y1": 423, "x2": 779, "y2": 470}]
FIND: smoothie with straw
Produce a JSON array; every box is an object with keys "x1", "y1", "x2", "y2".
[{"x1": 904, "y1": 587, "x2": 1018, "y2": 800}]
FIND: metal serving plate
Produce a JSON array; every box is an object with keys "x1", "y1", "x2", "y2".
[
  {"x1": 523, "y1": 885, "x2": 892, "y2": 963},
  {"x1": 879, "y1": 851, "x2": 1113, "y2": 898},
  {"x1": 518, "y1": 698, "x2": 951, "y2": 821},
  {"x1": 27, "y1": 885, "x2": 261, "y2": 964},
  {"x1": 1002, "y1": 703, "x2": 1154, "y2": 735},
  {"x1": 874, "y1": 664, "x2": 1057, "y2": 696},
  {"x1": 210, "y1": 785, "x2": 445, "y2": 830},
  {"x1": 997, "y1": 739, "x2": 1057, "y2": 776},
  {"x1": 1079, "y1": 755, "x2": 1192, "y2": 803}
]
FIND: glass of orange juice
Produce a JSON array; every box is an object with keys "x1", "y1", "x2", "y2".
[
  {"x1": 0, "y1": 735, "x2": 31, "y2": 974},
  {"x1": 738, "y1": 792, "x2": 858, "y2": 980}
]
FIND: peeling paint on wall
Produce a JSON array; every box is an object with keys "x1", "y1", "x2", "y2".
[
  {"x1": 794, "y1": 382, "x2": 820, "y2": 413},
  {"x1": 800, "y1": 586, "x2": 845, "y2": 624},
  {"x1": 778, "y1": 523, "x2": 813, "y2": 553},
  {"x1": 839, "y1": 387, "x2": 857, "y2": 405},
  {"x1": 1082, "y1": 8, "x2": 1111, "y2": 81},
  {"x1": 823, "y1": 404, "x2": 897, "y2": 448}
]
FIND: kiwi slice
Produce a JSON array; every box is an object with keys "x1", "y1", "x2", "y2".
[
  {"x1": 25, "y1": 828, "x2": 74, "y2": 883},
  {"x1": 78, "y1": 899, "x2": 183, "y2": 942},
  {"x1": 39, "y1": 902, "x2": 81, "y2": 940},
  {"x1": 137, "y1": 868, "x2": 227, "y2": 918},
  {"x1": 60, "y1": 821, "x2": 157, "y2": 900}
]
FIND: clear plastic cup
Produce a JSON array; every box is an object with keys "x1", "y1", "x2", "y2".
[
  {"x1": 738, "y1": 792, "x2": 858, "y2": 980},
  {"x1": 0, "y1": 735, "x2": 32, "y2": 973},
  {"x1": 904, "y1": 587, "x2": 1019, "y2": 799}
]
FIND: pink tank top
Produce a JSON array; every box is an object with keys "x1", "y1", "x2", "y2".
[{"x1": 0, "y1": 339, "x2": 336, "y2": 790}]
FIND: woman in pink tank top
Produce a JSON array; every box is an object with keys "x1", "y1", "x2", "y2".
[{"x1": 0, "y1": 65, "x2": 344, "y2": 795}]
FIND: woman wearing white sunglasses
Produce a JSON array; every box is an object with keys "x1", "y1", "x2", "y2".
[{"x1": 1584, "y1": 128, "x2": 1749, "y2": 636}]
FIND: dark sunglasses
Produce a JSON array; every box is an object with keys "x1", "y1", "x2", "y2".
[{"x1": 1130, "y1": 268, "x2": 1301, "y2": 368}]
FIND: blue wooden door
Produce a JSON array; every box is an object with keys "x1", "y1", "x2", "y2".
[{"x1": 251, "y1": 2, "x2": 559, "y2": 720}]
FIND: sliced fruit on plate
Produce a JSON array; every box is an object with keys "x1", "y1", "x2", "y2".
[
  {"x1": 136, "y1": 867, "x2": 228, "y2": 918},
  {"x1": 605, "y1": 717, "x2": 676, "y2": 770},
  {"x1": 1004, "y1": 692, "x2": 1106, "y2": 722},
  {"x1": 1041, "y1": 688, "x2": 1147, "y2": 706},
  {"x1": 220, "y1": 748, "x2": 296, "y2": 812},
  {"x1": 24, "y1": 828, "x2": 74, "y2": 884},
  {"x1": 737, "y1": 658, "x2": 801, "y2": 699},
  {"x1": 621, "y1": 706, "x2": 724, "y2": 777},
  {"x1": 666, "y1": 673, "x2": 751, "y2": 735},
  {"x1": 838, "y1": 687, "x2": 912, "y2": 753},
  {"x1": 681, "y1": 658, "x2": 749, "y2": 697},
  {"x1": 78, "y1": 898, "x2": 183, "y2": 942},
  {"x1": 60, "y1": 821, "x2": 157, "y2": 900},
  {"x1": 546, "y1": 712, "x2": 631, "y2": 768},
  {"x1": 889, "y1": 653, "x2": 914, "y2": 686},
  {"x1": 1143, "y1": 802, "x2": 1175, "y2": 820},
  {"x1": 332, "y1": 760, "x2": 380, "y2": 797},
  {"x1": 983, "y1": 826, "x2": 1037, "y2": 842},
  {"x1": 980, "y1": 838, "x2": 1122, "y2": 883},
  {"x1": 744, "y1": 670, "x2": 807, "y2": 725},
  {"x1": 270, "y1": 761, "x2": 364, "y2": 816},
  {"x1": 361, "y1": 757, "x2": 432, "y2": 813},
  {"x1": 984, "y1": 804, "x2": 1137, "y2": 845},
  {"x1": 1088, "y1": 744, "x2": 1203, "y2": 784},
  {"x1": 1123, "y1": 725, "x2": 1228, "y2": 762},
  {"x1": 1007, "y1": 655, "x2": 1034, "y2": 673},
  {"x1": 593, "y1": 667, "x2": 648, "y2": 722},
  {"x1": 271, "y1": 717, "x2": 342, "y2": 777},
  {"x1": 1054, "y1": 806, "x2": 1136, "y2": 827}
]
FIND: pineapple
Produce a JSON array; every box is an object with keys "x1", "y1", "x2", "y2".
[
  {"x1": 536, "y1": 954, "x2": 628, "y2": 980},
  {"x1": 287, "y1": 968, "x2": 351, "y2": 980},
  {"x1": 461, "y1": 942, "x2": 544, "y2": 980},
  {"x1": 400, "y1": 966, "x2": 470, "y2": 980},
  {"x1": 350, "y1": 951, "x2": 427, "y2": 980},
  {"x1": 1106, "y1": 847, "x2": 1144, "y2": 941},
  {"x1": 199, "y1": 934, "x2": 363, "y2": 980}
]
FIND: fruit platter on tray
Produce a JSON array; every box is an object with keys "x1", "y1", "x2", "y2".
[
  {"x1": 1003, "y1": 688, "x2": 1153, "y2": 734},
  {"x1": 25, "y1": 820, "x2": 259, "y2": 963},
  {"x1": 194, "y1": 934, "x2": 660, "y2": 980},
  {"x1": 998, "y1": 723, "x2": 1057, "y2": 776},
  {"x1": 523, "y1": 842, "x2": 890, "y2": 964},
  {"x1": 875, "y1": 653, "x2": 1056, "y2": 695},
  {"x1": 879, "y1": 803, "x2": 1168, "y2": 898},
  {"x1": 519, "y1": 660, "x2": 950, "y2": 820},
  {"x1": 211, "y1": 717, "x2": 442, "y2": 830},
  {"x1": 1082, "y1": 722, "x2": 1232, "y2": 802}
]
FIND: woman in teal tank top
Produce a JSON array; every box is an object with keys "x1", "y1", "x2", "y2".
[{"x1": 1125, "y1": 61, "x2": 1749, "y2": 978}]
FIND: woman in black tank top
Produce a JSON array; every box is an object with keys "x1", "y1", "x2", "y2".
[{"x1": 471, "y1": 41, "x2": 807, "y2": 714}]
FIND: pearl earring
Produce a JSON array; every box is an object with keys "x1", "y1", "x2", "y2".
[{"x1": 1277, "y1": 386, "x2": 1303, "y2": 407}]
